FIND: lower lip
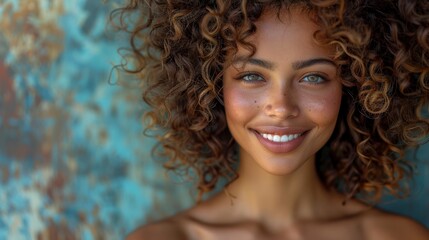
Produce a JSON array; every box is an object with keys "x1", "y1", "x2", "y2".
[{"x1": 253, "y1": 130, "x2": 307, "y2": 154}]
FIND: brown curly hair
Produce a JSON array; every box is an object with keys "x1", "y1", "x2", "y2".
[{"x1": 112, "y1": 0, "x2": 429, "y2": 202}]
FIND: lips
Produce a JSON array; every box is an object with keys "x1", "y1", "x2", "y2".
[{"x1": 251, "y1": 126, "x2": 309, "y2": 153}]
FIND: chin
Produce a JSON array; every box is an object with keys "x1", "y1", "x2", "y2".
[{"x1": 256, "y1": 156, "x2": 309, "y2": 176}]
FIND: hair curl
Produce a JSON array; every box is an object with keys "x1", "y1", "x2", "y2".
[{"x1": 112, "y1": 0, "x2": 429, "y2": 202}]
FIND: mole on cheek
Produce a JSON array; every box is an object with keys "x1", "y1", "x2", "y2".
[{"x1": 254, "y1": 100, "x2": 260, "y2": 108}]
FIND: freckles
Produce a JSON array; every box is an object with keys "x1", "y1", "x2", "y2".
[
  {"x1": 254, "y1": 100, "x2": 261, "y2": 109},
  {"x1": 250, "y1": 99, "x2": 261, "y2": 110},
  {"x1": 304, "y1": 96, "x2": 340, "y2": 122}
]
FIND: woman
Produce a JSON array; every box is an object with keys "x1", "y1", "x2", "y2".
[{"x1": 114, "y1": 0, "x2": 429, "y2": 239}]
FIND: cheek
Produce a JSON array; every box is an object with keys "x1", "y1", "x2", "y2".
[
  {"x1": 303, "y1": 90, "x2": 342, "y2": 125},
  {"x1": 223, "y1": 84, "x2": 260, "y2": 123}
]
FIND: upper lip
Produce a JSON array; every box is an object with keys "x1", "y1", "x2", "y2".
[{"x1": 251, "y1": 126, "x2": 309, "y2": 135}]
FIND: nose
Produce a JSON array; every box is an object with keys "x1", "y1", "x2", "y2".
[{"x1": 264, "y1": 85, "x2": 299, "y2": 119}]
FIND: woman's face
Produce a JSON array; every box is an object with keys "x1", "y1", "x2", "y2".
[{"x1": 223, "y1": 9, "x2": 342, "y2": 175}]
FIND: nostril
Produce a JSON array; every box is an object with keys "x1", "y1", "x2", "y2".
[{"x1": 264, "y1": 101, "x2": 299, "y2": 119}]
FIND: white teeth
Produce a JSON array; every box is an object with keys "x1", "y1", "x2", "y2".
[
  {"x1": 261, "y1": 133, "x2": 302, "y2": 143},
  {"x1": 273, "y1": 135, "x2": 280, "y2": 142}
]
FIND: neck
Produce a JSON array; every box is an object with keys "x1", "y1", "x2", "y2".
[{"x1": 223, "y1": 150, "x2": 338, "y2": 228}]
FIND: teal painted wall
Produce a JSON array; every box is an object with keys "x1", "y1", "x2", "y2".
[
  {"x1": 0, "y1": 0, "x2": 427, "y2": 239},
  {"x1": 0, "y1": 1, "x2": 194, "y2": 239}
]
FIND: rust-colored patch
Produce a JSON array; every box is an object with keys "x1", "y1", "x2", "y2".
[
  {"x1": 0, "y1": 0, "x2": 64, "y2": 66},
  {"x1": 45, "y1": 171, "x2": 67, "y2": 201},
  {"x1": 37, "y1": 219, "x2": 77, "y2": 240},
  {"x1": 0, "y1": 61, "x2": 18, "y2": 125}
]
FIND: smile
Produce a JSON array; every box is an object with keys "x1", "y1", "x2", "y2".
[
  {"x1": 252, "y1": 128, "x2": 308, "y2": 154},
  {"x1": 260, "y1": 133, "x2": 302, "y2": 143}
]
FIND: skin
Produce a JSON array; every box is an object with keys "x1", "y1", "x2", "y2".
[{"x1": 127, "y1": 7, "x2": 429, "y2": 240}]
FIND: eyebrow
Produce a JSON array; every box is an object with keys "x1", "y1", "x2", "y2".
[
  {"x1": 232, "y1": 56, "x2": 336, "y2": 70},
  {"x1": 292, "y1": 58, "x2": 336, "y2": 70},
  {"x1": 232, "y1": 56, "x2": 275, "y2": 69}
]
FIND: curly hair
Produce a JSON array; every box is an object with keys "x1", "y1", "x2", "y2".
[{"x1": 112, "y1": 0, "x2": 429, "y2": 202}]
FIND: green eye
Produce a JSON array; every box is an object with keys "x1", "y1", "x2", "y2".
[
  {"x1": 242, "y1": 74, "x2": 264, "y2": 82},
  {"x1": 302, "y1": 74, "x2": 326, "y2": 84}
]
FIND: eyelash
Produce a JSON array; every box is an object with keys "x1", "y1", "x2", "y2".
[
  {"x1": 235, "y1": 72, "x2": 328, "y2": 85},
  {"x1": 235, "y1": 72, "x2": 265, "y2": 83}
]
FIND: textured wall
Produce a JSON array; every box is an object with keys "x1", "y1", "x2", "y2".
[
  {"x1": 0, "y1": 1, "x2": 194, "y2": 239},
  {"x1": 0, "y1": 0, "x2": 428, "y2": 239}
]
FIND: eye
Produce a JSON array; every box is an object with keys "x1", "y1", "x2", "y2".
[
  {"x1": 239, "y1": 73, "x2": 265, "y2": 83},
  {"x1": 301, "y1": 74, "x2": 326, "y2": 84}
]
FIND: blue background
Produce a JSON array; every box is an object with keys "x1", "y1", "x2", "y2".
[{"x1": 0, "y1": 0, "x2": 427, "y2": 239}]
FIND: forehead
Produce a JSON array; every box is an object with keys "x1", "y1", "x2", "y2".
[
  {"x1": 254, "y1": 8, "x2": 318, "y2": 42},
  {"x1": 228, "y1": 8, "x2": 334, "y2": 64}
]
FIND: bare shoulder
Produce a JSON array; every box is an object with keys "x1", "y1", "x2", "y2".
[
  {"x1": 126, "y1": 216, "x2": 189, "y2": 240},
  {"x1": 362, "y1": 209, "x2": 429, "y2": 240},
  {"x1": 125, "y1": 196, "x2": 222, "y2": 240}
]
